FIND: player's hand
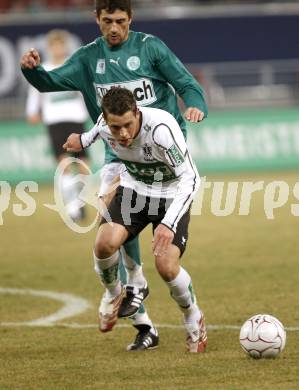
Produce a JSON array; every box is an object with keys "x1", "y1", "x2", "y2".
[
  {"x1": 63, "y1": 133, "x2": 82, "y2": 153},
  {"x1": 184, "y1": 107, "x2": 205, "y2": 122},
  {"x1": 27, "y1": 114, "x2": 41, "y2": 125},
  {"x1": 152, "y1": 224, "x2": 174, "y2": 257},
  {"x1": 20, "y1": 48, "x2": 41, "y2": 69}
]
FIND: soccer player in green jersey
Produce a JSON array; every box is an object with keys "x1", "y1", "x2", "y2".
[{"x1": 20, "y1": 0, "x2": 208, "y2": 351}]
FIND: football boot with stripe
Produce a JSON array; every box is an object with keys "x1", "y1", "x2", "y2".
[
  {"x1": 118, "y1": 284, "x2": 149, "y2": 318},
  {"x1": 127, "y1": 324, "x2": 159, "y2": 351}
]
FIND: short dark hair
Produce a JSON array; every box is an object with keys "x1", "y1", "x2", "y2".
[
  {"x1": 102, "y1": 88, "x2": 137, "y2": 118},
  {"x1": 95, "y1": 0, "x2": 132, "y2": 17}
]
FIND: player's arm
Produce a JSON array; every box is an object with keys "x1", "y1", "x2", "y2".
[
  {"x1": 63, "y1": 115, "x2": 103, "y2": 152},
  {"x1": 26, "y1": 85, "x2": 42, "y2": 124},
  {"x1": 152, "y1": 123, "x2": 200, "y2": 255},
  {"x1": 155, "y1": 125, "x2": 200, "y2": 231},
  {"x1": 148, "y1": 38, "x2": 208, "y2": 121},
  {"x1": 20, "y1": 48, "x2": 83, "y2": 92}
]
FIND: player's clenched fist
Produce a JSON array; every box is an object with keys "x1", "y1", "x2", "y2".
[
  {"x1": 20, "y1": 48, "x2": 41, "y2": 69},
  {"x1": 63, "y1": 133, "x2": 82, "y2": 153}
]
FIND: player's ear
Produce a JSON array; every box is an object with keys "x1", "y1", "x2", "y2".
[
  {"x1": 128, "y1": 13, "x2": 132, "y2": 27},
  {"x1": 95, "y1": 10, "x2": 100, "y2": 26}
]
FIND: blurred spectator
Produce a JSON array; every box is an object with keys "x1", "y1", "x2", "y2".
[
  {"x1": 0, "y1": 0, "x2": 90, "y2": 13},
  {"x1": 4, "y1": 0, "x2": 29, "y2": 13},
  {"x1": 27, "y1": 0, "x2": 48, "y2": 12},
  {"x1": 2, "y1": 1, "x2": 299, "y2": 13},
  {"x1": 0, "y1": 0, "x2": 11, "y2": 12},
  {"x1": 26, "y1": 29, "x2": 90, "y2": 220}
]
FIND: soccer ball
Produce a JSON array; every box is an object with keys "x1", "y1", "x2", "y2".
[{"x1": 239, "y1": 314, "x2": 286, "y2": 359}]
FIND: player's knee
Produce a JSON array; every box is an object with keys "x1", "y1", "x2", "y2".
[
  {"x1": 155, "y1": 257, "x2": 178, "y2": 282},
  {"x1": 94, "y1": 236, "x2": 118, "y2": 258}
]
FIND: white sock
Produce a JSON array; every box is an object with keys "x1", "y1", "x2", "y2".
[
  {"x1": 60, "y1": 173, "x2": 77, "y2": 202},
  {"x1": 93, "y1": 251, "x2": 121, "y2": 298},
  {"x1": 120, "y1": 247, "x2": 147, "y2": 288},
  {"x1": 132, "y1": 311, "x2": 154, "y2": 330},
  {"x1": 60, "y1": 173, "x2": 83, "y2": 217},
  {"x1": 166, "y1": 266, "x2": 201, "y2": 321}
]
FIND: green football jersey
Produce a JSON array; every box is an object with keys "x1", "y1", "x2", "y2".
[{"x1": 22, "y1": 31, "x2": 208, "y2": 163}]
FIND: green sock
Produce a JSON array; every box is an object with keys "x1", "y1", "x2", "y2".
[{"x1": 123, "y1": 236, "x2": 141, "y2": 265}]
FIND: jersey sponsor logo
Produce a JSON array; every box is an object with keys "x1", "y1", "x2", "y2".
[
  {"x1": 142, "y1": 143, "x2": 153, "y2": 161},
  {"x1": 123, "y1": 160, "x2": 176, "y2": 184},
  {"x1": 96, "y1": 59, "x2": 106, "y2": 74},
  {"x1": 127, "y1": 56, "x2": 140, "y2": 71},
  {"x1": 168, "y1": 144, "x2": 184, "y2": 167},
  {"x1": 94, "y1": 78, "x2": 157, "y2": 106}
]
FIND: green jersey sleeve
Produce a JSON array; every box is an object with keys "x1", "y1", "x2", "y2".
[
  {"x1": 145, "y1": 36, "x2": 208, "y2": 117},
  {"x1": 21, "y1": 47, "x2": 86, "y2": 92}
]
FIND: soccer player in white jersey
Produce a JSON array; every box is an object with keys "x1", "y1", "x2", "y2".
[
  {"x1": 21, "y1": 0, "x2": 208, "y2": 350},
  {"x1": 63, "y1": 88, "x2": 207, "y2": 352},
  {"x1": 26, "y1": 29, "x2": 89, "y2": 221}
]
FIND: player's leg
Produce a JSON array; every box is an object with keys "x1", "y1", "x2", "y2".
[
  {"x1": 118, "y1": 259, "x2": 159, "y2": 351},
  {"x1": 118, "y1": 238, "x2": 150, "y2": 318},
  {"x1": 99, "y1": 165, "x2": 153, "y2": 317},
  {"x1": 115, "y1": 188, "x2": 158, "y2": 351},
  {"x1": 50, "y1": 122, "x2": 86, "y2": 220},
  {"x1": 99, "y1": 164, "x2": 148, "y2": 314},
  {"x1": 97, "y1": 182, "x2": 158, "y2": 348},
  {"x1": 94, "y1": 220, "x2": 128, "y2": 332},
  {"x1": 70, "y1": 121, "x2": 91, "y2": 220},
  {"x1": 154, "y1": 210, "x2": 207, "y2": 353}
]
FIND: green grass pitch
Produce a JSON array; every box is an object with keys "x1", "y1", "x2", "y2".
[{"x1": 1, "y1": 171, "x2": 299, "y2": 389}]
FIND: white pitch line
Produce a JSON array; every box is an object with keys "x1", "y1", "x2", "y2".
[
  {"x1": 1, "y1": 321, "x2": 298, "y2": 331},
  {"x1": 0, "y1": 287, "x2": 91, "y2": 326},
  {"x1": 1, "y1": 287, "x2": 298, "y2": 331}
]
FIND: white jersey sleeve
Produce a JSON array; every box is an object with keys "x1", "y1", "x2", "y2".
[
  {"x1": 151, "y1": 123, "x2": 200, "y2": 233},
  {"x1": 26, "y1": 85, "x2": 42, "y2": 118},
  {"x1": 80, "y1": 115, "x2": 103, "y2": 148}
]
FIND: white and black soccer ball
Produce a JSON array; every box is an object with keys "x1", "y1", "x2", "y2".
[{"x1": 239, "y1": 314, "x2": 286, "y2": 359}]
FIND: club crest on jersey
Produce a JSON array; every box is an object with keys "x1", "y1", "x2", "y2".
[
  {"x1": 142, "y1": 143, "x2": 153, "y2": 161},
  {"x1": 127, "y1": 56, "x2": 140, "y2": 71},
  {"x1": 96, "y1": 59, "x2": 106, "y2": 74}
]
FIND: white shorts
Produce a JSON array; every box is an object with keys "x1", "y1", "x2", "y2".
[{"x1": 98, "y1": 162, "x2": 124, "y2": 197}]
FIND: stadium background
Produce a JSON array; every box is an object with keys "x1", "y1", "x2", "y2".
[
  {"x1": 1, "y1": 0, "x2": 299, "y2": 181},
  {"x1": 1, "y1": 1, "x2": 299, "y2": 389}
]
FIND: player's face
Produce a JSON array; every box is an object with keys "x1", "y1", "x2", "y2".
[
  {"x1": 48, "y1": 39, "x2": 67, "y2": 61},
  {"x1": 106, "y1": 109, "x2": 140, "y2": 147},
  {"x1": 96, "y1": 9, "x2": 131, "y2": 47}
]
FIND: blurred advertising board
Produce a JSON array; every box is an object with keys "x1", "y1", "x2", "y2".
[
  {"x1": 1, "y1": 108, "x2": 299, "y2": 183},
  {"x1": 1, "y1": 14, "x2": 299, "y2": 99}
]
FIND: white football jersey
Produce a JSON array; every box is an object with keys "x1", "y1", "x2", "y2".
[{"x1": 81, "y1": 106, "x2": 200, "y2": 232}]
